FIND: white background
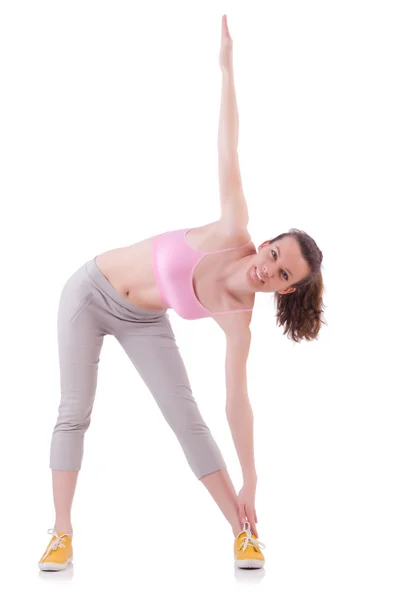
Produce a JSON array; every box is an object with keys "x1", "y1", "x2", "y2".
[{"x1": 1, "y1": 0, "x2": 396, "y2": 598}]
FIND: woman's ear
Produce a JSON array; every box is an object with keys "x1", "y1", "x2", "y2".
[
  {"x1": 258, "y1": 240, "x2": 270, "y2": 252},
  {"x1": 278, "y1": 287, "x2": 296, "y2": 295}
]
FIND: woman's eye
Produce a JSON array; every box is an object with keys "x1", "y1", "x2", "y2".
[{"x1": 272, "y1": 249, "x2": 288, "y2": 281}]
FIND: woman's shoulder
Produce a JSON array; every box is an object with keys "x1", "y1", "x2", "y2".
[{"x1": 187, "y1": 219, "x2": 253, "y2": 252}]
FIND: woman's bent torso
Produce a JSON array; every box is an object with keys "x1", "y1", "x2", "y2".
[{"x1": 94, "y1": 219, "x2": 256, "y2": 314}]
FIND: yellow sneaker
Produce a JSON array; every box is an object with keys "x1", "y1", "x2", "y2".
[
  {"x1": 234, "y1": 522, "x2": 265, "y2": 569},
  {"x1": 38, "y1": 528, "x2": 73, "y2": 571}
]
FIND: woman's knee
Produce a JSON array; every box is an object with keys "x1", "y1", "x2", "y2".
[{"x1": 54, "y1": 410, "x2": 92, "y2": 433}]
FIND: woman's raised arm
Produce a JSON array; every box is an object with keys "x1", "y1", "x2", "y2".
[{"x1": 218, "y1": 15, "x2": 249, "y2": 230}]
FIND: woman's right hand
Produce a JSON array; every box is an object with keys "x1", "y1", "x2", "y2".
[{"x1": 219, "y1": 14, "x2": 233, "y2": 74}]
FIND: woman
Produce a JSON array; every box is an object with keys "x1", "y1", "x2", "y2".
[{"x1": 38, "y1": 15, "x2": 325, "y2": 572}]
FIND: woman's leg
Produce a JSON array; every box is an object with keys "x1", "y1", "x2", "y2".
[
  {"x1": 114, "y1": 312, "x2": 243, "y2": 537},
  {"x1": 200, "y1": 468, "x2": 243, "y2": 538},
  {"x1": 52, "y1": 470, "x2": 79, "y2": 534},
  {"x1": 49, "y1": 265, "x2": 106, "y2": 534}
]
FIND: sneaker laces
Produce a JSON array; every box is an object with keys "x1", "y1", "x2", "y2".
[
  {"x1": 41, "y1": 528, "x2": 71, "y2": 561},
  {"x1": 239, "y1": 521, "x2": 266, "y2": 553}
]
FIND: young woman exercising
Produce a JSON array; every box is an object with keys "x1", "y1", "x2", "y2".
[{"x1": 38, "y1": 15, "x2": 325, "y2": 571}]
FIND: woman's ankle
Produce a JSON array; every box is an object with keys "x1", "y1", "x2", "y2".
[
  {"x1": 54, "y1": 523, "x2": 73, "y2": 535},
  {"x1": 232, "y1": 524, "x2": 242, "y2": 538}
]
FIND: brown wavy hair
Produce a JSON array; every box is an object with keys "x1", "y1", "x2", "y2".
[{"x1": 268, "y1": 228, "x2": 327, "y2": 343}]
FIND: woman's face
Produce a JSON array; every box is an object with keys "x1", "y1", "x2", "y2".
[{"x1": 250, "y1": 236, "x2": 311, "y2": 294}]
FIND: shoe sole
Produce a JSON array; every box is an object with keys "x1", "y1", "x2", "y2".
[
  {"x1": 38, "y1": 556, "x2": 73, "y2": 571},
  {"x1": 234, "y1": 555, "x2": 265, "y2": 569}
]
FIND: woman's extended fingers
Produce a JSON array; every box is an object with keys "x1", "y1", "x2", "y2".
[
  {"x1": 222, "y1": 14, "x2": 232, "y2": 40},
  {"x1": 238, "y1": 502, "x2": 246, "y2": 527},
  {"x1": 247, "y1": 509, "x2": 258, "y2": 537}
]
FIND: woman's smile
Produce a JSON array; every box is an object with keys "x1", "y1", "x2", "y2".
[{"x1": 249, "y1": 265, "x2": 265, "y2": 286}]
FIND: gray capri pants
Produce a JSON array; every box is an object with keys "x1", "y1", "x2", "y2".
[{"x1": 50, "y1": 257, "x2": 227, "y2": 480}]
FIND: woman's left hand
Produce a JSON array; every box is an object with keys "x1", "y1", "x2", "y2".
[
  {"x1": 219, "y1": 14, "x2": 233, "y2": 74},
  {"x1": 237, "y1": 483, "x2": 259, "y2": 538}
]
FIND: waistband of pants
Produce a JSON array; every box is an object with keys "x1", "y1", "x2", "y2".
[{"x1": 85, "y1": 257, "x2": 168, "y2": 317}]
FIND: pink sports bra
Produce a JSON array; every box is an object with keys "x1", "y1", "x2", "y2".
[{"x1": 152, "y1": 227, "x2": 254, "y2": 320}]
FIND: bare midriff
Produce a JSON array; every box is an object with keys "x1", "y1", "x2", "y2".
[{"x1": 94, "y1": 220, "x2": 256, "y2": 313}]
